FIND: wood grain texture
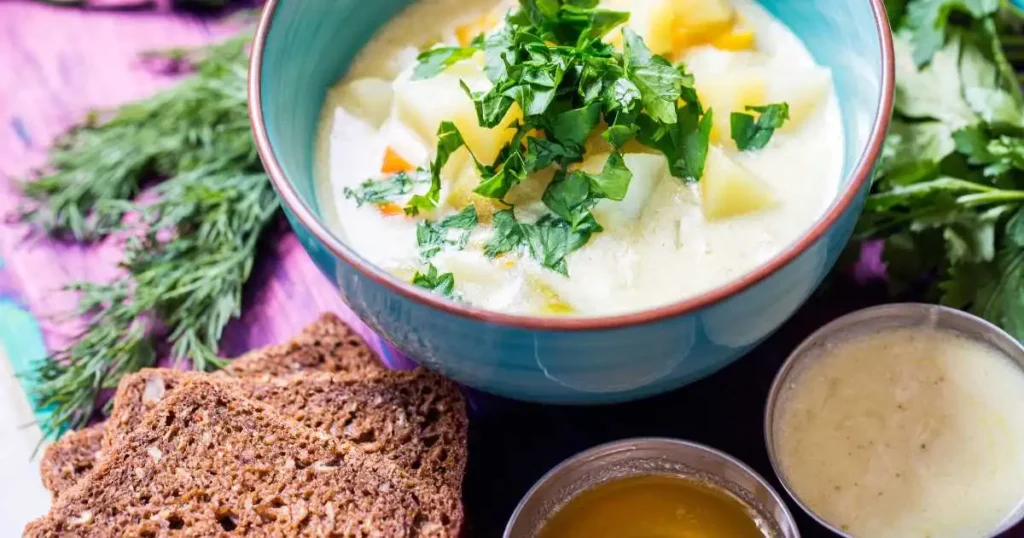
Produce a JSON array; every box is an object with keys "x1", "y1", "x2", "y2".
[{"x1": 0, "y1": 2, "x2": 413, "y2": 372}]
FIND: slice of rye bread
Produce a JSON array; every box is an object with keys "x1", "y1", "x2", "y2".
[
  {"x1": 39, "y1": 424, "x2": 106, "y2": 498},
  {"x1": 41, "y1": 312, "x2": 392, "y2": 497},
  {"x1": 105, "y1": 367, "x2": 467, "y2": 493},
  {"x1": 25, "y1": 375, "x2": 462, "y2": 537},
  {"x1": 96, "y1": 312, "x2": 385, "y2": 453},
  {"x1": 223, "y1": 312, "x2": 385, "y2": 378}
]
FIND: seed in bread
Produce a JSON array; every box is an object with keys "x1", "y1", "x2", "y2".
[
  {"x1": 25, "y1": 374, "x2": 461, "y2": 537},
  {"x1": 39, "y1": 424, "x2": 105, "y2": 498}
]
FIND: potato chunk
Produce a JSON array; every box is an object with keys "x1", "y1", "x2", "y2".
[
  {"x1": 773, "y1": 67, "x2": 833, "y2": 132},
  {"x1": 696, "y1": 70, "x2": 768, "y2": 144},
  {"x1": 334, "y1": 78, "x2": 393, "y2": 127},
  {"x1": 581, "y1": 153, "x2": 668, "y2": 229},
  {"x1": 447, "y1": 164, "x2": 508, "y2": 223},
  {"x1": 604, "y1": 0, "x2": 679, "y2": 55},
  {"x1": 700, "y1": 146, "x2": 775, "y2": 220},
  {"x1": 394, "y1": 63, "x2": 521, "y2": 165}
]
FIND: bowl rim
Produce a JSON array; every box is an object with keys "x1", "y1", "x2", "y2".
[{"x1": 247, "y1": 0, "x2": 895, "y2": 331}]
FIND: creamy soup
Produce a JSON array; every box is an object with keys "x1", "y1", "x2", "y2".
[
  {"x1": 774, "y1": 327, "x2": 1024, "y2": 537},
  {"x1": 316, "y1": 0, "x2": 844, "y2": 316}
]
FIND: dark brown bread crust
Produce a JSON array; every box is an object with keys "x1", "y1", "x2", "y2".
[
  {"x1": 224, "y1": 312, "x2": 385, "y2": 378},
  {"x1": 39, "y1": 424, "x2": 105, "y2": 498},
  {"x1": 107, "y1": 368, "x2": 467, "y2": 494},
  {"x1": 25, "y1": 375, "x2": 460, "y2": 537}
]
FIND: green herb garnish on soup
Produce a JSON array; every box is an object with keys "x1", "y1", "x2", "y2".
[{"x1": 321, "y1": 0, "x2": 842, "y2": 313}]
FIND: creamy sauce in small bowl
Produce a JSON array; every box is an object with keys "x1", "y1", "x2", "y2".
[{"x1": 766, "y1": 304, "x2": 1024, "y2": 538}]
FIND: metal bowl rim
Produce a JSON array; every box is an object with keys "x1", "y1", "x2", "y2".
[{"x1": 503, "y1": 436, "x2": 798, "y2": 537}]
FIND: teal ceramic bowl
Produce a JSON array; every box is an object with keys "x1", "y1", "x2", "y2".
[{"x1": 249, "y1": 0, "x2": 894, "y2": 404}]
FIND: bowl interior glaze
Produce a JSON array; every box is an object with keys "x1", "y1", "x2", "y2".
[{"x1": 254, "y1": 0, "x2": 889, "y2": 306}]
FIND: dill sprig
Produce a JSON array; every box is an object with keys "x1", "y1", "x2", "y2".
[
  {"x1": 18, "y1": 33, "x2": 279, "y2": 438},
  {"x1": 20, "y1": 36, "x2": 254, "y2": 241}
]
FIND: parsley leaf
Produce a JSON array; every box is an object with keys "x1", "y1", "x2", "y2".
[
  {"x1": 411, "y1": 264, "x2": 458, "y2": 299},
  {"x1": 954, "y1": 124, "x2": 1024, "y2": 177},
  {"x1": 484, "y1": 208, "x2": 528, "y2": 258},
  {"x1": 542, "y1": 170, "x2": 604, "y2": 232},
  {"x1": 484, "y1": 209, "x2": 591, "y2": 275},
  {"x1": 730, "y1": 103, "x2": 790, "y2": 151},
  {"x1": 343, "y1": 170, "x2": 429, "y2": 206},
  {"x1": 622, "y1": 27, "x2": 683, "y2": 124},
  {"x1": 550, "y1": 102, "x2": 602, "y2": 148},
  {"x1": 525, "y1": 137, "x2": 583, "y2": 171},
  {"x1": 679, "y1": 106, "x2": 714, "y2": 179},
  {"x1": 413, "y1": 46, "x2": 480, "y2": 80},
  {"x1": 416, "y1": 205, "x2": 479, "y2": 258},
  {"x1": 905, "y1": 0, "x2": 999, "y2": 67},
  {"x1": 603, "y1": 124, "x2": 639, "y2": 150},
  {"x1": 474, "y1": 146, "x2": 529, "y2": 199},
  {"x1": 406, "y1": 121, "x2": 468, "y2": 215},
  {"x1": 586, "y1": 151, "x2": 632, "y2": 200},
  {"x1": 523, "y1": 214, "x2": 593, "y2": 275},
  {"x1": 636, "y1": 103, "x2": 713, "y2": 180}
]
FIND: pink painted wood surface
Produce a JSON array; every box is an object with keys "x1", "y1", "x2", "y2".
[{"x1": 0, "y1": 2, "x2": 405, "y2": 368}]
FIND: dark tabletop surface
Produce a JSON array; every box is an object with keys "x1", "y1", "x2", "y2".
[{"x1": 460, "y1": 275, "x2": 1024, "y2": 538}]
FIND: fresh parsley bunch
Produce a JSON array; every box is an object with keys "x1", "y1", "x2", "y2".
[{"x1": 858, "y1": 0, "x2": 1024, "y2": 340}]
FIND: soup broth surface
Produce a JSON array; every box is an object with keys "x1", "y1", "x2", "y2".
[{"x1": 316, "y1": 0, "x2": 844, "y2": 316}]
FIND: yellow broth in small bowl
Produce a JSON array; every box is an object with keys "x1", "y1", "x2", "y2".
[
  {"x1": 505, "y1": 438, "x2": 798, "y2": 538},
  {"x1": 538, "y1": 474, "x2": 768, "y2": 538}
]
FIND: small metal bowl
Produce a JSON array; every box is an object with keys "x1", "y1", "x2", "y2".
[
  {"x1": 504, "y1": 437, "x2": 800, "y2": 538},
  {"x1": 764, "y1": 303, "x2": 1024, "y2": 537}
]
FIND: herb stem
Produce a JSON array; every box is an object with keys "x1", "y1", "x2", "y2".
[{"x1": 959, "y1": 190, "x2": 1024, "y2": 206}]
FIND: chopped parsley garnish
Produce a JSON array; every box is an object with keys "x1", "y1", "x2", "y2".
[
  {"x1": 372, "y1": 0, "x2": 723, "y2": 298},
  {"x1": 401, "y1": 0, "x2": 713, "y2": 280},
  {"x1": 416, "y1": 205, "x2": 479, "y2": 258},
  {"x1": 523, "y1": 214, "x2": 594, "y2": 275},
  {"x1": 484, "y1": 209, "x2": 528, "y2": 258},
  {"x1": 413, "y1": 46, "x2": 481, "y2": 80},
  {"x1": 622, "y1": 27, "x2": 684, "y2": 124},
  {"x1": 730, "y1": 103, "x2": 790, "y2": 151},
  {"x1": 407, "y1": 122, "x2": 469, "y2": 215},
  {"x1": 484, "y1": 208, "x2": 594, "y2": 275},
  {"x1": 411, "y1": 264, "x2": 458, "y2": 299},
  {"x1": 343, "y1": 170, "x2": 428, "y2": 206}
]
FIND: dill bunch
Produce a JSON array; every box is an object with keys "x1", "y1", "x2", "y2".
[{"x1": 19, "y1": 34, "x2": 279, "y2": 438}]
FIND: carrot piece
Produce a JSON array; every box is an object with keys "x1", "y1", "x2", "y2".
[
  {"x1": 376, "y1": 202, "x2": 405, "y2": 216},
  {"x1": 381, "y1": 147, "x2": 415, "y2": 174}
]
